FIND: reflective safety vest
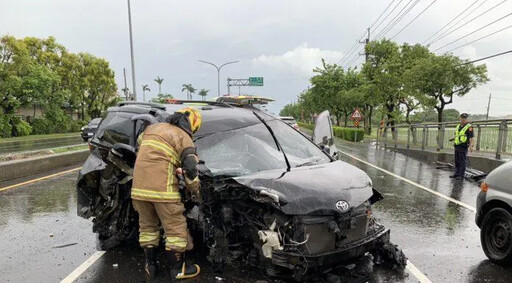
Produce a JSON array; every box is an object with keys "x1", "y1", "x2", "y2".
[{"x1": 454, "y1": 123, "x2": 471, "y2": 146}]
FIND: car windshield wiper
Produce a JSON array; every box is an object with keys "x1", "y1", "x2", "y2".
[{"x1": 252, "y1": 111, "x2": 291, "y2": 172}]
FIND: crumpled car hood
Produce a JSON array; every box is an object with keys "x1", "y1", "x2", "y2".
[{"x1": 233, "y1": 160, "x2": 373, "y2": 215}]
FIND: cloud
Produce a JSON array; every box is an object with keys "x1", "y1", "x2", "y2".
[{"x1": 251, "y1": 43, "x2": 343, "y2": 77}]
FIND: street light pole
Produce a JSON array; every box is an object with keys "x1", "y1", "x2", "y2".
[
  {"x1": 127, "y1": 0, "x2": 137, "y2": 101},
  {"x1": 198, "y1": 60, "x2": 239, "y2": 97}
]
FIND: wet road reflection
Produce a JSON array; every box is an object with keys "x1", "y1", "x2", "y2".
[{"x1": 0, "y1": 173, "x2": 96, "y2": 283}]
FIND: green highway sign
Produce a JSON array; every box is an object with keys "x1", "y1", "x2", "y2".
[{"x1": 249, "y1": 77, "x2": 264, "y2": 86}]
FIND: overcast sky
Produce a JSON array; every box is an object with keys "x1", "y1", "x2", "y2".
[{"x1": 2, "y1": 0, "x2": 512, "y2": 116}]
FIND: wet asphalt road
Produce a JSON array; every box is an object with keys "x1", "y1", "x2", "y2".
[{"x1": 1, "y1": 140, "x2": 512, "y2": 282}]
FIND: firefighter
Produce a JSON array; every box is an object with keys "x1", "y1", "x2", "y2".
[
  {"x1": 450, "y1": 113, "x2": 474, "y2": 180},
  {"x1": 131, "y1": 107, "x2": 202, "y2": 279}
]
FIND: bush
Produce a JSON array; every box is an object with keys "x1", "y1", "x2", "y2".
[
  {"x1": 30, "y1": 118, "x2": 51, "y2": 135},
  {"x1": 70, "y1": 120, "x2": 88, "y2": 132},
  {"x1": 297, "y1": 122, "x2": 364, "y2": 142},
  {"x1": 0, "y1": 115, "x2": 13, "y2": 138},
  {"x1": 12, "y1": 118, "x2": 32, "y2": 136},
  {"x1": 333, "y1": 126, "x2": 364, "y2": 142}
]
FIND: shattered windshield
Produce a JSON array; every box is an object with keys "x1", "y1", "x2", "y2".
[{"x1": 195, "y1": 118, "x2": 330, "y2": 177}]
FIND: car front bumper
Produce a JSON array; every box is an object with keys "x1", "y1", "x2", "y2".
[
  {"x1": 475, "y1": 190, "x2": 487, "y2": 227},
  {"x1": 271, "y1": 226, "x2": 390, "y2": 270}
]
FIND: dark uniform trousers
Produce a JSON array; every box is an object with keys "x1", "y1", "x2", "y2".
[{"x1": 454, "y1": 147, "x2": 468, "y2": 177}]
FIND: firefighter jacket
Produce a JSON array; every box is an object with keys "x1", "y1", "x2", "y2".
[{"x1": 132, "y1": 122, "x2": 200, "y2": 202}]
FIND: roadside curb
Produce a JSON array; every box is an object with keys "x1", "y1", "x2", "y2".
[
  {"x1": 0, "y1": 149, "x2": 89, "y2": 182},
  {"x1": 385, "y1": 146, "x2": 506, "y2": 173}
]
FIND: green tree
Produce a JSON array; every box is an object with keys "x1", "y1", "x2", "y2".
[
  {"x1": 197, "y1": 89, "x2": 209, "y2": 101},
  {"x1": 406, "y1": 53, "x2": 488, "y2": 123},
  {"x1": 150, "y1": 93, "x2": 174, "y2": 103},
  {"x1": 181, "y1": 84, "x2": 196, "y2": 100},
  {"x1": 154, "y1": 76, "x2": 164, "y2": 94}
]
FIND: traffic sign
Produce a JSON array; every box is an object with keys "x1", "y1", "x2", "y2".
[
  {"x1": 248, "y1": 77, "x2": 264, "y2": 86},
  {"x1": 350, "y1": 108, "x2": 364, "y2": 122}
]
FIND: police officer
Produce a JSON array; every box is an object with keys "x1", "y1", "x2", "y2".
[
  {"x1": 132, "y1": 107, "x2": 202, "y2": 279},
  {"x1": 450, "y1": 113, "x2": 474, "y2": 180}
]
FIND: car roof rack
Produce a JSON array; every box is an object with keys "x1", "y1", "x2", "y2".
[{"x1": 116, "y1": 101, "x2": 167, "y2": 110}]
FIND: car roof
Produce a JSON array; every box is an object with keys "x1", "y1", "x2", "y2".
[{"x1": 108, "y1": 100, "x2": 277, "y2": 137}]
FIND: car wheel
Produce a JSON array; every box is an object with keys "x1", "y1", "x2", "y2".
[
  {"x1": 82, "y1": 138, "x2": 89, "y2": 142},
  {"x1": 480, "y1": 207, "x2": 512, "y2": 266}
]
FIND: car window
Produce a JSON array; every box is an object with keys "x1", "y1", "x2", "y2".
[
  {"x1": 195, "y1": 123, "x2": 287, "y2": 177},
  {"x1": 95, "y1": 112, "x2": 135, "y2": 146},
  {"x1": 90, "y1": 118, "x2": 102, "y2": 126},
  {"x1": 267, "y1": 119, "x2": 330, "y2": 167}
]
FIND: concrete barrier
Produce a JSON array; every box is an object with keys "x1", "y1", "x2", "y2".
[
  {"x1": 0, "y1": 149, "x2": 89, "y2": 182},
  {"x1": 388, "y1": 147, "x2": 506, "y2": 173}
]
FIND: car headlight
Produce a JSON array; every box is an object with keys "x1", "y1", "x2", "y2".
[{"x1": 81, "y1": 126, "x2": 86, "y2": 131}]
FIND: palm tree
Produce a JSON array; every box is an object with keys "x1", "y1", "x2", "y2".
[
  {"x1": 142, "y1": 84, "x2": 150, "y2": 102},
  {"x1": 181, "y1": 84, "x2": 196, "y2": 100},
  {"x1": 154, "y1": 76, "x2": 164, "y2": 94},
  {"x1": 198, "y1": 89, "x2": 210, "y2": 101}
]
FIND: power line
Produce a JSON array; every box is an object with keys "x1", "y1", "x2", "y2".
[
  {"x1": 429, "y1": 0, "x2": 491, "y2": 44},
  {"x1": 391, "y1": 0, "x2": 439, "y2": 39},
  {"x1": 374, "y1": 0, "x2": 416, "y2": 39},
  {"x1": 372, "y1": 0, "x2": 405, "y2": 34},
  {"x1": 423, "y1": 0, "x2": 481, "y2": 44},
  {"x1": 446, "y1": 24, "x2": 512, "y2": 52},
  {"x1": 460, "y1": 49, "x2": 512, "y2": 65},
  {"x1": 338, "y1": 1, "x2": 397, "y2": 65},
  {"x1": 434, "y1": 11, "x2": 512, "y2": 51},
  {"x1": 376, "y1": 0, "x2": 421, "y2": 40},
  {"x1": 429, "y1": 0, "x2": 506, "y2": 46},
  {"x1": 370, "y1": 0, "x2": 398, "y2": 30}
]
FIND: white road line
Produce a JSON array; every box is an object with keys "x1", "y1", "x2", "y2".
[
  {"x1": 406, "y1": 260, "x2": 432, "y2": 283},
  {"x1": 61, "y1": 251, "x2": 105, "y2": 283},
  {"x1": 339, "y1": 150, "x2": 476, "y2": 212}
]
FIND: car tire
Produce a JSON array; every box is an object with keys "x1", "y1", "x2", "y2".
[{"x1": 480, "y1": 207, "x2": 512, "y2": 266}]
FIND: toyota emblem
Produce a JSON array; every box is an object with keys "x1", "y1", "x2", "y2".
[{"x1": 335, "y1": 200, "x2": 350, "y2": 212}]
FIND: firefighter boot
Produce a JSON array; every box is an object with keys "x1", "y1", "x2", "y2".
[
  {"x1": 166, "y1": 251, "x2": 200, "y2": 280},
  {"x1": 144, "y1": 247, "x2": 158, "y2": 277}
]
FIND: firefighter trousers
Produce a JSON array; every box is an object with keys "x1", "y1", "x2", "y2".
[{"x1": 132, "y1": 200, "x2": 192, "y2": 252}]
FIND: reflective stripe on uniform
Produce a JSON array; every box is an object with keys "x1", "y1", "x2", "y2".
[
  {"x1": 140, "y1": 140, "x2": 180, "y2": 165},
  {"x1": 455, "y1": 123, "x2": 471, "y2": 145},
  {"x1": 132, "y1": 188, "x2": 181, "y2": 200},
  {"x1": 139, "y1": 231, "x2": 160, "y2": 243},
  {"x1": 165, "y1": 237, "x2": 187, "y2": 249}
]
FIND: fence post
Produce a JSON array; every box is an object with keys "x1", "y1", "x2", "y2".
[
  {"x1": 407, "y1": 126, "x2": 411, "y2": 149},
  {"x1": 394, "y1": 128, "x2": 398, "y2": 148},
  {"x1": 384, "y1": 127, "x2": 388, "y2": 148},
  {"x1": 421, "y1": 126, "x2": 427, "y2": 151},
  {"x1": 476, "y1": 125, "x2": 481, "y2": 151},
  {"x1": 438, "y1": 124, "x2": 445, "y2": 151},
  {"x1": 496, "y1": 121, "x2": 506, "y2": 160},
  {"x1": 503, "y1": 122, "x2": 508, "y2": 156}
]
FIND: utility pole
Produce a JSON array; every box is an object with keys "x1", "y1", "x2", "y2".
[
  {"x1": 127, "y1": 0, "x2": 137, "y2": 101},
  {"x1": 486, "y1": 93, "x2": 492, "y2": 119},
  {"x1": 123, "y1": 68, "x2": 129, "y2": 100},
  {"x1": 360, "y1": 28, "x2": 371, "y2": 135}
]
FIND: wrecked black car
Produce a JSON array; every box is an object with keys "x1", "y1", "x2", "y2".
[{"x1": 77, "y1": 101, "x2": 405, "y2": 280}]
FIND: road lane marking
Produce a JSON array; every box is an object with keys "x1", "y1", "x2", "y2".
[
  {"x1": 406, "y1": 260, "x2": 432, "y2": 283},
  {"x1": 61, "y1": 251, "x2": 106, "y2": 283},
  {"x1": 338, "y1": 150, "x2": 476, "y2": 212},
  {"x1": 0, "y1": 167, "x2": 81, "y2": 192}
]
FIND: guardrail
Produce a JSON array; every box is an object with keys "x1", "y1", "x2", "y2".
[{"x1": 376, "y1": 119, "x2": 511, "y2": 160}]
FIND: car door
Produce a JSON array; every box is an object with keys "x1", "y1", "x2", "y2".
[{"x1": 312, "y1": 110, "x2": 338, "y2": 159}]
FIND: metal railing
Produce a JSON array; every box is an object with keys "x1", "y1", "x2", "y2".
[{"x1": 376, "y1": 119, "x2": 511, "y2": 160}]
